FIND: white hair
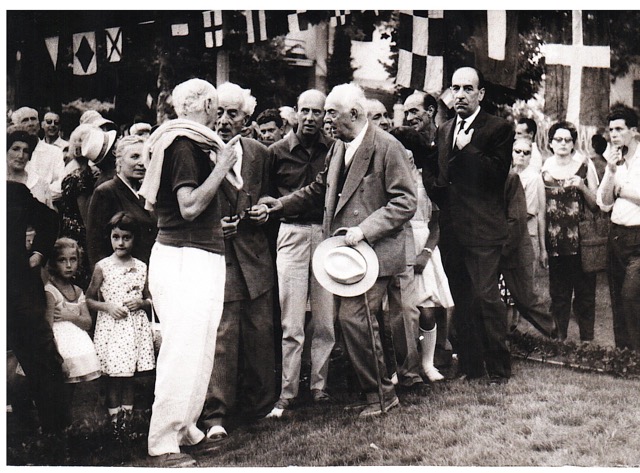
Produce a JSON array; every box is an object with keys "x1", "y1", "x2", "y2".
[
  {"x1": 279, "y1": 106, "x2": 298, "y2": 126},
  {"x1": 11, "y1": 107, "x2": 38, "y2": 124},
  {"x1": 171, "y1": 79, "x2": 218, "y2": 118},
  {"x1": 217, "y1": 82, "x2": 257, "y2": 116},
  {"x1": 365, "y1": 99, "x2": 386, "y2": 117},
  {"x1": 327, "y1": 83, "x2": 367, "y2": 115}
]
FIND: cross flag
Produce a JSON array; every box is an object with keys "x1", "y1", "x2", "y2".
[
  {"x1": 396, "y1": 10, "x2": 445, "y2": 95},
  {"x1": 203, "y1": 10, "x2": 223, "y2": 48},
  {"x1": 105, "y1": 27, "x2": 122, "y2": 62},
  {"x1": 73, "y1": 31, "x2": 97, "y2": 75},
  {"x1": 541, "y1": 10, "x2": 610, "y2": 127}
]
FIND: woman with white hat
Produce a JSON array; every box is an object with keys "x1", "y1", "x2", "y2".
[{"x1": 57, "y1": 125, "x2": 115, "y2": 288}]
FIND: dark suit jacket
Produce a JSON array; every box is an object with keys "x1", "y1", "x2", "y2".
[
  {"x1": 428, "y1": 109, "x2": 513, "y2": 246},
  {"x1": 219, "y1": 137, "x2": 274, "y2": 302},
  {"x1": 501, "y1": 172, "x2": 535, "y2": 270},
  {"x1": 86, "y1": 175, "x2": 158, "y2": 268},
  {"x1": 279, "y1": 123, "x2": 417, "y2": 277}
]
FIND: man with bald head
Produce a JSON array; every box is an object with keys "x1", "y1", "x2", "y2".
[
  {"x1": 366, "y1": 99, "x2": 392, "y2": 132},
  {"x1": 200, "y1": 82, "x2": 277, "y2": 437},
  {"x1": 260, "y1": 83, "x2": 417, "y2": 417},
  {"x1": 266, "y1": 89, "x2": 335, "y2": 417},
  {"x1": 12, "y1": 107, "x2": 65, "y2": 202},
  {"x1": 425, "y1": 67, "x2": 514, "y2": 385}
]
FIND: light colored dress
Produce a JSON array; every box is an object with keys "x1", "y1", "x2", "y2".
[
  {"x1": 45, "y1": 283, "x2": 101, "y2": 383},
  {"x1": 411, "y1": 170, "x2": 454, "y2": 309},
  {"x1": 93, "y1": 256, "x2": 155, "y2": 377}
]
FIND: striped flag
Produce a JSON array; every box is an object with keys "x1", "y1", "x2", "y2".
[
  {"x1": 472, "y1": 11, "x2": 518, "y2": 88},
  {"x1": 541, "y1": 10, "x2": 610, "y2": 127},
  {"x1": 203, "y1": 10, "x2": 223, "y2": 48},
  {"x1": 246, "y1": 10, "x2": 267, "y2": 44},
  {"x1": 396, "y1": 10, "x2": 445, "y2": 94}
]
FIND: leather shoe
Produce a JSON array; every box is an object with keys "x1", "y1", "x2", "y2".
[
  {"x1": 183, "y1": 436, "x2": 227, "y2": 455},
  {"x1": 148, "y1": 452, "x2": 197, "y2": 468},
  {"x1": 358, "y1": 396, "x2": 400, "y2": 418},
  {"x1": 311, "y1": 389, "x2": 333, "y2": 403}
]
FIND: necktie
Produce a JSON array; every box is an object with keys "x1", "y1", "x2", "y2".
[{"x1": 453, "y1": 120, "x2": 466, "y2": 149}]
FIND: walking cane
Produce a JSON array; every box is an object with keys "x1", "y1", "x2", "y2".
[{"x1": 363, "y1": 291, "x2": 386, "y2": 414}]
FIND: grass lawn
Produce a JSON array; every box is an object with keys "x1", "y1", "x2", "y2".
[{"x1": 7, "y1": 270, "x2": 638, "y2": 467}]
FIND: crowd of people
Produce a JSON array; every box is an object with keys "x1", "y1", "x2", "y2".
[{"x1": 6, "y1": 65, "x2": 640, "y2": 466}]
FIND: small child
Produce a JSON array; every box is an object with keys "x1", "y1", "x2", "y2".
[
  {"x1": 45, "y1": 237, "x2": 102, "y2": 423},
  {"x1": 86, "y1": 211, "x2": 155, "y2": 439}
]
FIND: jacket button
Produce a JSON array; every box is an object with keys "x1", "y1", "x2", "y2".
[
  {"x1": 354, "y1": 210, "x2": 359, "y2": 216},
  {"x1": 360, "y1": 188, "x2": 364, "y2": 192}
]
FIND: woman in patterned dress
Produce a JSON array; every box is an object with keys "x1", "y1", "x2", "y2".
[{"x1": 541, "y1": 121, "x2": 600, "y2": 342}]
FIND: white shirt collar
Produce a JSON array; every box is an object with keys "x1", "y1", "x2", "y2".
[
  {"x1": 456, "y1": 106, "x2": 481, "y2": 130},
  {"x1": 118, "y1": 174, "x2": 140, "y2": 198},
  {"x1": 344, "y1": 121, "x2": 369, "y2": 166}
]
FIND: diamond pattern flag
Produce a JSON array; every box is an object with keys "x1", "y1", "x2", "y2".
[
  {"x1": 73, "y1": 31, "x2": 97, "y2": 75},
  {"x1": 396, "y1": 10, "x2": 445, "y2": 94}
]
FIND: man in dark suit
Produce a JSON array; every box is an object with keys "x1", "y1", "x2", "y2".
[
  {"x1": 200, "y1": 83, "x2": 276, "y2": 439},
  {"x1": 426, "y1": 67, "x2": 514, "y2": 384},
  {"x1": 260, "y1": 83, "x2": 417, "y2": 417}
]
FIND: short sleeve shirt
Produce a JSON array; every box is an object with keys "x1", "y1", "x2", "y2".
[{"x1": 155, "y1": 137, "x2": 224, "y2": 254}]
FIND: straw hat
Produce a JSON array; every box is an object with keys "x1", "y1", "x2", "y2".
[
  {"x1": 312, "y1": 234, "x2": 379, "y2": 297},
  {"x1": 81, "y1": 128, "x2": 116, "y2": 163}
]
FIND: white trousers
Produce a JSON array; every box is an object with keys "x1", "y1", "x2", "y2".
[{"x1": 147, "y1": 243, "x2": 225, "y2": 456}]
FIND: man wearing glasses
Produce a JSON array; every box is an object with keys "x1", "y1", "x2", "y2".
[
  {"x1": 424, "y1": 67, "x2": 514, "y2": 385},
  {"x1": 200, "y1": 82, "x2": 277, "y2": 441},
  {"x1": 42, "y1": 111, "x2": 69, "y2": 151}
]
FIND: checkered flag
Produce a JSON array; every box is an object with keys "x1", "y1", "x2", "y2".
[
  {"x1": 396, "y1": 10, "x2": 445, "y2": 94},
  {"x1": 330, "y1": 10, "x2": 350, "y2": 27},
  {"x1": 287, "y1": 10, "x2": 310, "y2": 33}
]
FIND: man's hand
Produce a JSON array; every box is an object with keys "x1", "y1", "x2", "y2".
[
  {"x1": 221, "y1": 215, "x2": 240, "y2": 239},
  {"x1": 247, "y1": 203, "x2": 270, "y2": 224},
  {"x1": 414, "y1": 252, "x2": 430, "y2": 274},
  {"x1": 456, "y1": 128, "x2": 474, "y2": 150},
  {"x1": 539, "y1": 250, "x2": 549, "y2": 270},
  {"x1": 344, "y1": 227, "x2": 364, "y2": 246},
  {"x1": 28, "y1": 253, "x2": 44, "y2": 269},
  {"x1": 258, "y1": 195, "x2": 283, "y2": 213},
  {"x1": 217, "y1": 134, "x2": 241, "y2": 174}
]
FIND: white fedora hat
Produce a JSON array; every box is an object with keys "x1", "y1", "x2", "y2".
[
  {"x1": 313, "y1": 234, "x2": 379, "y2": 297},
  {"x1": 81, "y1": 128, "x2": 116, "y2": 163}
]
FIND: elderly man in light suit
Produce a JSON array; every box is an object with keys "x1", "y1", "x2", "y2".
[{"x1": 260, "y1": 83, "x2": 417, "y2": 417}]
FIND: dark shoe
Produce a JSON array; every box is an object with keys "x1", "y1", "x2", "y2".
[
  {"x1": 311, "y1": 389, "x2": 333, "y2": 404},
  {"x1": 148, "y1": 452, "x2": 197, "y2": 468},
  {"x1": 358, "y1": 396, "x2": 400, "y2": 418},
  {"x1": 488, "y1": 376, "x2": 509, "y2": 386},
  {"x1": 183, "y1": 436, "x2": 227, "y2": 455}
]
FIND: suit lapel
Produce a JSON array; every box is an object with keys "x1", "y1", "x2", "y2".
[
  {"x1": 115, "y1": 176, "x2": 146, "y2": 210},
  {"x1": 336, "y1": 125, "x2": 374, "y2": 215}
]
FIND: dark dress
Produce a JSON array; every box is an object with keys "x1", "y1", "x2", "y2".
[
  {"x1": 7, "y1": 180, "x2": 69, "y2": 433},
  {"x1": 59, "y1": 166, "x2": 95, "y2": 288}
]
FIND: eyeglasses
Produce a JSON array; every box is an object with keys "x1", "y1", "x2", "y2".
[
  {"x1": 552, "y1": 137, "x2": 573, "y2": 143},
  {"x1": 45, "y1": 119, "x2": 60, "y2": 125},
  {"x1": 513, "y1": 149, "x2": 531, "y2": 155}
]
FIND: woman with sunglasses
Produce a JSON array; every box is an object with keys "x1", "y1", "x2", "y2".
[
  {"x1": 512, "y1": 138, "x2": 548, "y2": 273},
  {"x1": 541, "y1": 121, "x2": 600, "y2": 343}
]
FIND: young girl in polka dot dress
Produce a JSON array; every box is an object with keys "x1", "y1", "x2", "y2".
[{"x1": 86, "y1": 211, "x2": 155, "y2": 437}]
